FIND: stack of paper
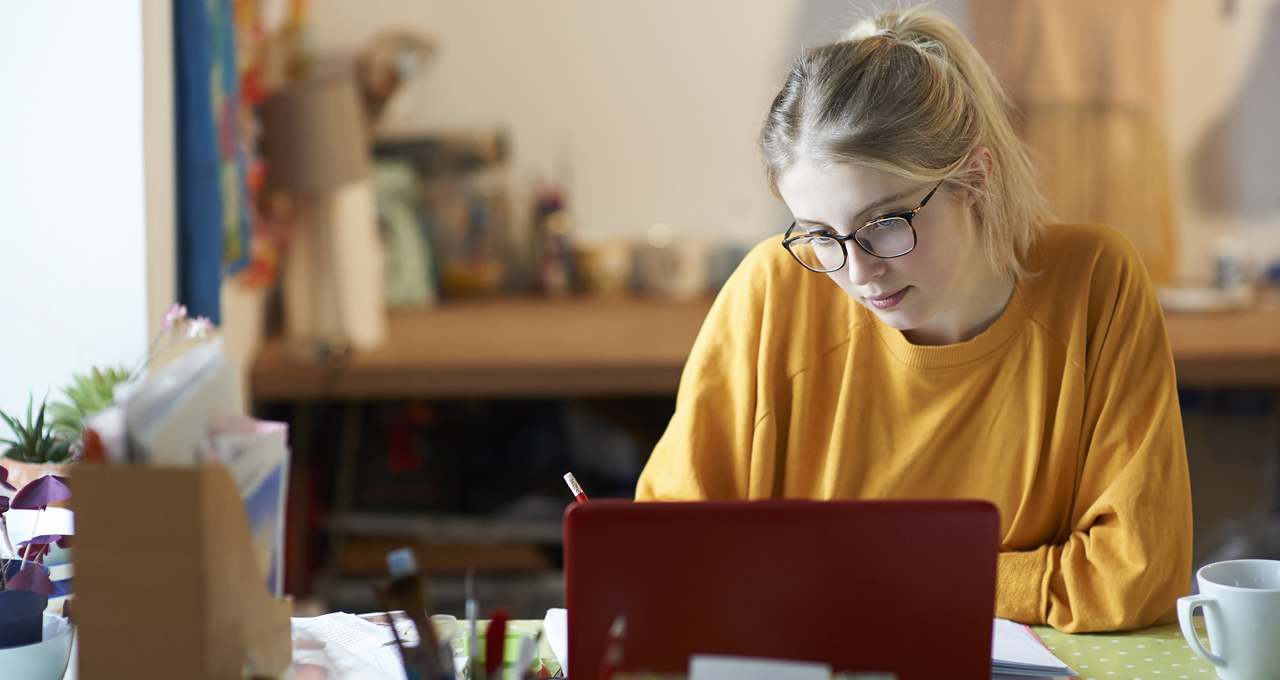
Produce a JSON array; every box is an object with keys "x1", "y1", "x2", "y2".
[
  {"x1": 89, "y1": 338, "x2": 292, "y2": 597},
  {"x1": 543, "y1": 608, "x2": 568, "y2": 676},
  {"x1": 292, "y1": 613, "x2": 470, "y2": 680},
  {"x1": 992, "y1": 618, "x2": 1078, "y2": 677}
]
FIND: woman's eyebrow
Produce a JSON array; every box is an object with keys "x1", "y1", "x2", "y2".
[{"x1": 793, "y1": 187, "x2": 917, "y2": 227}]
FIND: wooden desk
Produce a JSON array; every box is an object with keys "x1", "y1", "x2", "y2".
[{"x1": 253, "y1": 297, "x2": 716, "y2": 401}]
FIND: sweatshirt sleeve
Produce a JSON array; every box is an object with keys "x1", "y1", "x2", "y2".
[
  {"x1": 635, "y1": 242, "x2": 773, "y2": 501},
  {"x1": 995, "y1": 232, "x2": 1193, "y2": 632}
]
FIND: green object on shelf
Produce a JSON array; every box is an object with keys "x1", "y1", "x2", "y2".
[
  {"x1": 1033, "y1": 618, "x2": 1211, "y2": 679},
  {"x1": 473, "y1": 626, "x2": 541, "y2": 671}
]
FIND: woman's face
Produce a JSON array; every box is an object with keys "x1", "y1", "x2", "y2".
[{"x1": 776, "y1": 160, "x2": 1003, "y2": 345}]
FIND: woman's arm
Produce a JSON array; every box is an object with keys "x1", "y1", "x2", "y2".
[
  {"x1": 997, "y1": 235, "x2": 1193, "y2": 632},
  {"x1": 635, "y1": 242, "x2": 778, "y2": 501}
]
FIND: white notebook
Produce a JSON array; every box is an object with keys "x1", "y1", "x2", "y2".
[{"x1": 992, "y1": 618, "x2": 1078, "y2": 677}]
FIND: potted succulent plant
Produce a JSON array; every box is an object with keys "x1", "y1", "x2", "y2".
[
  {"x1": 0, "y1": 397, "x2": 75, "y2": 507},
  {"x1": 49, "y1": 365, "x2": 132, "y2": 454},
  {"x1": 0, "y1": 470, "x2": 74, "y2": 679}
]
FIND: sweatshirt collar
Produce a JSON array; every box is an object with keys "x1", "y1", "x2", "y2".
[{"x1": 860, "y1": 283, "x2": 1034, "y2": 369}]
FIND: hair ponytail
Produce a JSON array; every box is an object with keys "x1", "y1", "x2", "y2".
[{"x1": 762, "y1": 7, "x2": 1050, "y2": 280}]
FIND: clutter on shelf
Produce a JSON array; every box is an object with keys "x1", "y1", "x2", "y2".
[
  {"x1": 375, "y1": 132, "x2": 515, "y2": 301},
  {"x1": 263, "y1": 72, "x2": 388, "y2": 357},
  {"x1": 369, "y1": 130, "x2": 749, "y2": 306}
]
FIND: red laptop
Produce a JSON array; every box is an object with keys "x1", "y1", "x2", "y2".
[{"x1": 564, "y1": 499, "x2": 999, "y2": 680}]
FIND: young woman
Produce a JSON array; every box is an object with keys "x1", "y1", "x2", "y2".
[{"x1": 635, "y1": 8, "x2": 1192, "y2": 633}]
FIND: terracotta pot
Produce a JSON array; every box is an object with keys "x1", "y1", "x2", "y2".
[{"x1": 0, "y1": 460, "x2": 70, "y2": 510}]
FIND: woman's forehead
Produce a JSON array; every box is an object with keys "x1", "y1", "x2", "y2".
[{"x1": 777, "y1": 161, "x2": 919, "y2": 221}]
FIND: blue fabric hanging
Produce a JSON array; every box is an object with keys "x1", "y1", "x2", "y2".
[
  {"x1": 213, "y1": 0, "x2": 252, "y2": 276},
  {"x1": 174, "y1": 0, "x2": 224, "y2": 324},
  {"x1": 174, "y1": 0, "x2": 252, "y2": 324}
]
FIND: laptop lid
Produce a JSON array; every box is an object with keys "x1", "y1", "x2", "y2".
[{"x1": 564, "y1": 499, "x2": 999, "y2": 680}]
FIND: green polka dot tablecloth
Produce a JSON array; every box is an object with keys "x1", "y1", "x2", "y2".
[{"x1": 1034, "y1": 617, "x2": 1213, "y2": 680}]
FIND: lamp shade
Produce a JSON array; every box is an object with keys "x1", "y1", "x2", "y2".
[{"x1": 262, "y1": 74, "x2": 371, "y2": 192}]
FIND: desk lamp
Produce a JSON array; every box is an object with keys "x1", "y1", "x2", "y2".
[{"x1": 262, "y1": 73, "x2": 387, "y2": 360}]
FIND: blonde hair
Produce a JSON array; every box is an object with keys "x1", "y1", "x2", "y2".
[{"x1": 761, "y1": 7, "x2": 1050, "y2": 280}]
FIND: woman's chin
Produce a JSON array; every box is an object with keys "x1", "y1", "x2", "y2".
[{"x1": 863, "y1": 302, "x2": 924, "y2": 331}]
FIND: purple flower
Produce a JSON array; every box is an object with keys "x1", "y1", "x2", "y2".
[
  {"x1": 0, "y1": 465, "x2": 15, "y2": 493},
  {"x1": 7, "y1": 562, "x2": 55, "y2": 595},
  {"x1": 11, "y1": 475, "x2": 71, "y2": 510},
  {"x1": 186, "y1": 316, "x2": 215, "y2": 339},
  {"x1": 18, "y1": 534, "x2": 61, "y2": 547},
  {"x1": 16, "y1": 535, "x2": 59, "y2": 564},
  {"x1": 162, "y1": 303, "x2": 189, "y2": 332},
  {"x1": 0, "y1": 495, "x2": 8, "y2": 514}
]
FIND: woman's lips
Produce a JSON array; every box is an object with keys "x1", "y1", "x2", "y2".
[{"x1": 867, "y1": 286, "x2": 909, "y2": 310}]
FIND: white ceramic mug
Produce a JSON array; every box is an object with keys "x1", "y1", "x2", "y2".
[{"x1": 1178, "y1": 559, "x2": 1280, "y2": 680}]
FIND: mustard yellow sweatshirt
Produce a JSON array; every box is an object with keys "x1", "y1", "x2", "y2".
[{"x1": 636, "y1": 223, "x2": 1192, "y2": 633}]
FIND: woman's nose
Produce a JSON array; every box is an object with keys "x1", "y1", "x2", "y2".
[{"x1": 844, "y1": 244, "x2": 885, "y2": 286}]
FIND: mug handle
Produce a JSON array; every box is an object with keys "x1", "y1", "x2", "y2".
[{"x1": 1178, "y1": 594, "x2": 1226, "y2": 668}]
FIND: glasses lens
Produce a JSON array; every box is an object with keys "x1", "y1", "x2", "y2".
[
  {"x1": 855, "y1": 217, "x2": 914, "y2": 257},
  {"x1": 788, "y1": 236, "x2": 846, "y2": 272}
]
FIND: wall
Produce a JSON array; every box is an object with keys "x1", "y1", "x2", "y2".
[
  {"x1": 309, "y1": 0, "x2": 801, "y2": 247},
  {"x1": 143, "y1": 0, "x2": 177, "y2": 342},
  {"x1": 311, "y1": 0, "x2": 1280, "y2": 285},
  {"x1": 0, "y1": 1, "x2": 147, "y2": 419},
  {"x1": 1166, "y1": 0, "x2": 1280, "y2": 283},
  {"x1": 0, "y1": 0, "x2": 173, "y2": 421}
]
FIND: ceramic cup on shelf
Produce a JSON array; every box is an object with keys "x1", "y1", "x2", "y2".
[
  {"x1": 575, "y1": 239, "x2": 633, "y2": 297},
  {"x1": 635, "y1": 237, "x2": 708, "y2": 301},
  {"x1": 1178, "y1": 559, "x2": 1280, "y2": 680}
]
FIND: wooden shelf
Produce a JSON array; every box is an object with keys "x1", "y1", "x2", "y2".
[
  {"x1": 252, "y1": 295, "x2": 1280, "y2": 402},
  {"x1": 252, "y1": 296, "x2": 715, "y2": 401},
  {"x1": 1165, "y1": 304, "x2": 1280, "y2": 388}
]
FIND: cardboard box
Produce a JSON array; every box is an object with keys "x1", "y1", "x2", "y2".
[{"x1": 71, "y1": 464, "x2": 292, "y2": 679}]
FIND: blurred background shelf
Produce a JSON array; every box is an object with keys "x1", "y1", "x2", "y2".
[
  {"x1": 253, "y1": 296, "x2": 716, "y2": 401},
  {"x1": 255, "y1": 295, "x2": 711, "y2": 614},
  {"x1": 1165, "y1": 304, "x2": 1280, "y2": 387},
  {"x1": 335, "y1": 512, "x2": 565, "y2": 544},
  {"x1": 255, "y1": 295, "x2": 1280, "y2": 399}
]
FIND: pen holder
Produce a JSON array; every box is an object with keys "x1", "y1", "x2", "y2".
[{"x1": 70, "y1": 464, "x2": 293, "y2": 680}]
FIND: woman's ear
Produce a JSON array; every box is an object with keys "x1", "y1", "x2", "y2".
[{"x1": 962, "y1": 147, "x2": 994, "y2": 204}]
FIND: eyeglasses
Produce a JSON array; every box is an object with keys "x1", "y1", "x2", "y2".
[{"x1": 781, "y1": 180, "x2": 944, "y2": 273}]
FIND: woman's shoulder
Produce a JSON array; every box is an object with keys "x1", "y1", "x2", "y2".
[
  {"x1": 725, "y1": 233, "x2": 844, "y2": 302},
  {"x1": 706, "y1": 233, "x2": 858, "y2": 366},
  {"x1": 1033, "y1": 223, "x2": 1146, "y2": 276},
  {"x1": 735, "y1": 232, "x2": 809, "y2": 282},
  {"x1": 1025, "y1": 222, "x2": 1152, "y2": 295},
  {"x1": 1021, "y1": 222, "x2": 1162, "y2": 342}
]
